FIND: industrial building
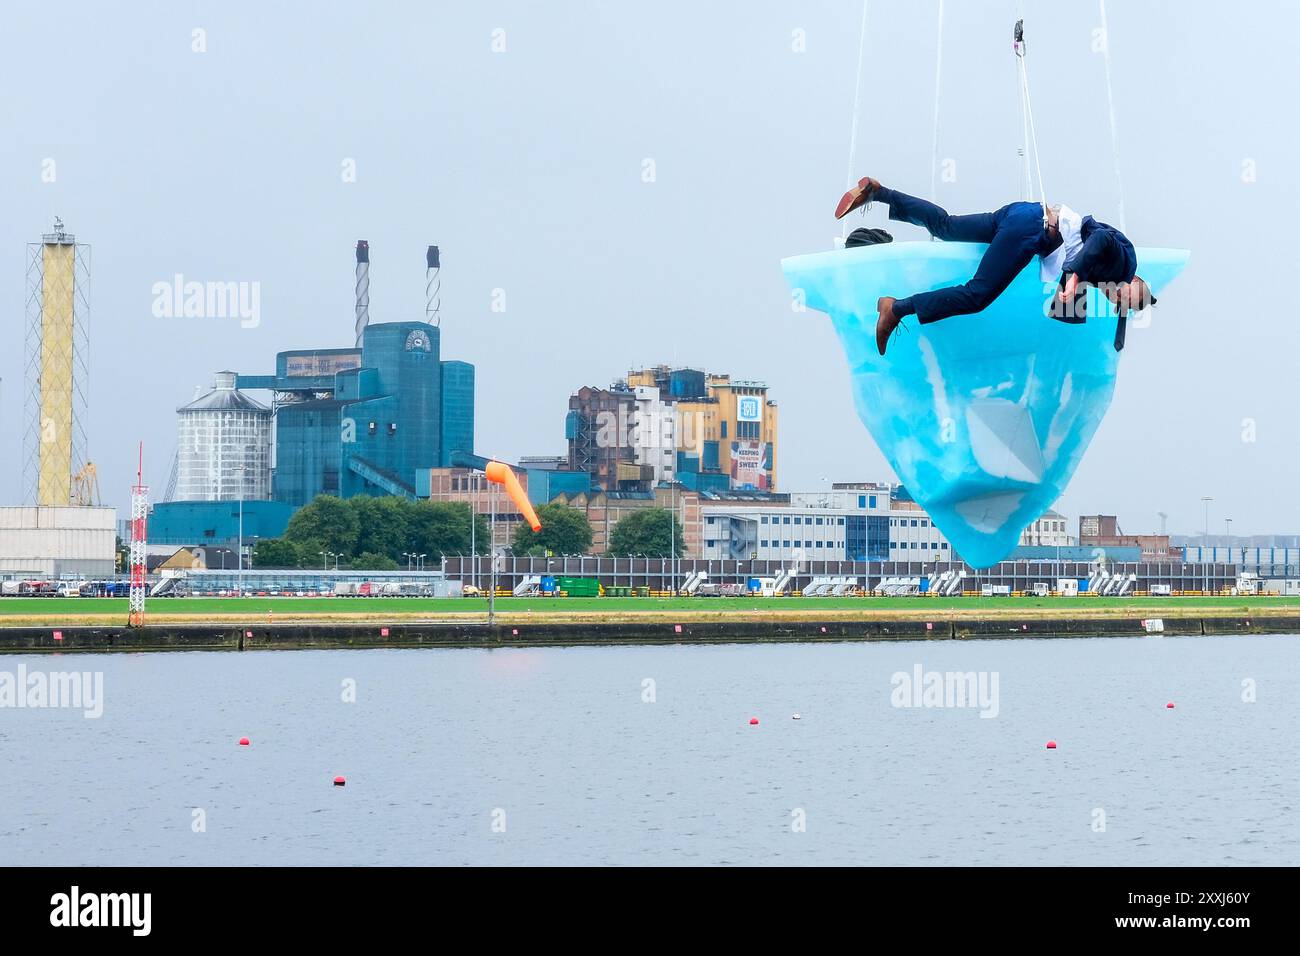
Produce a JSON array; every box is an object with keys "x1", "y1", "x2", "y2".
[
  {"x1": 237, "y1": 318, "x2": 475, "y2": 506},
  {"x1": 1079, "y1": 514, "x2": 1177, "y2": 558},
  {"x1": 149, "y1": 241, "x2": 476, "y2": 548},
  {"x1": 0, "y1": 506, "x2": 116, "y2": 577},
  {"x1": 147, "y1": 500, "x2": 295, "y2": 549},
  {"x1": 237, "y1": 242, "x2": 473, "y2": 505},
  {"x1": 174, "y1": 371, "x2": 272, "y2": 501},
  {"x1": 565, "y1": 366, "x2": 777, "y2": 495}
]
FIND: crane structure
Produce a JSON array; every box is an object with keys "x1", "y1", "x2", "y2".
[{"x1": 70, "y1": 461, "x2": 100, "y2": 506}]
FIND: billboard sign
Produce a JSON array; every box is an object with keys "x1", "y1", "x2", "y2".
[
  {"x1": 737, "y1": 396, "x2": 762, "y2": 422},
  {"x1": 284, "y1": 351, "x2": 362, "y2": 377},
  {"x1": 730, "y1": 440, "x2": 769, "y2": 490}
]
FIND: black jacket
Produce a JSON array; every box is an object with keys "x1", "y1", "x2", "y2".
[{"x1": 1063, "y1": 216, "x2": 1137, "y2": 284}]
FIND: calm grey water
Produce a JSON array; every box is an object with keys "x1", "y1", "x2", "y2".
[{"x1": 2, "y1": 635, "x2": 1296, "y2": 866}]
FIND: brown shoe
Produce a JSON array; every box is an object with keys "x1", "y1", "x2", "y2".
[
  {"x1": 875, "y1": 297, "x2": 901, "y2": 355},
  {"x1": 835, "y1": 177, "x2": 882, "y2": 220}
]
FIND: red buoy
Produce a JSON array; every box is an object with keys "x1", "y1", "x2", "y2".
[
  {"x1": 238, "y1": 737, "x2": 250, "y2": 746},
  {"x1": 333, "y1": 776, "x2": 346, "y2": 786},
  {"x1": 1166, "y1": 701, "x2": 1175, "y2": 709},
  {"x1": 749, "y1": 717, "x2": 759, "y2": 725},
  {"x1": 1046, "y1": 740, "x2": 1057, "y2": 749}
]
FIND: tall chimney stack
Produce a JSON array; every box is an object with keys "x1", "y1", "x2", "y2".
[
  {"x1": 354, "y1": 239, "x2": 370, "y2": 346},
  {"x1": 426, "y1": 245, "x2": 440, "y2": 327}
]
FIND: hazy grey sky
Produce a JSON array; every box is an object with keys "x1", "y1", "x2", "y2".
[{"x1": 3, "y1": 1, "x2": 1295, "y2": 537}]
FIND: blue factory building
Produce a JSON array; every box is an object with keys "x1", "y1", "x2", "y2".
[
  {"x1": 149, "y1": 500, "x2": 297, "y2": 548},
  {"x1": 238, "y1": 321, "x2": 475, "y2": 507}
]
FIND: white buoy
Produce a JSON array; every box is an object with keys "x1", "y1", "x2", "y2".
[{"x1": 792, "y1": 714, "x2": 802, "y2": 720}]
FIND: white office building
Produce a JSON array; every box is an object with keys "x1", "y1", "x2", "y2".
[
  {"x1": 699, "y1": 483, "x2": 952, "y2": 563},
  {"x1": 1019, "y1": 509, "x2": 1074, "y2": 546}
]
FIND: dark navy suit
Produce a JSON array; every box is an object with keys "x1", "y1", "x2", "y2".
[
  {"x1": 1064, "y1": 216, "x2": 1137, "y2": 284},
  {"x1": 876, "y1": 187, "x2": 1061, "y2": 324}
]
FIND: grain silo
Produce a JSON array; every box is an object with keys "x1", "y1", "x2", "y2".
[{"x1": 175, "y1": 371, "x2": 272, "y2": 501}]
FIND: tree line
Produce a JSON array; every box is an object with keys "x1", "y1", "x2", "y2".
[
  {"x1": 252, "y1": 495, "x2": 688, "y2": 569},
  {"x1": 253, "y1": 496, "x2": 488, "y2": 570}
]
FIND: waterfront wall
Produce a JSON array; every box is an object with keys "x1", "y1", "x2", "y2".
[{"x1": 2, "y1": 616, "x2": 1297, "y2": 653}]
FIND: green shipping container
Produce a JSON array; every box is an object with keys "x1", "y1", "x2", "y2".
[{"x1": 557, "y1": 576, "x2": 600, "y2": 597}]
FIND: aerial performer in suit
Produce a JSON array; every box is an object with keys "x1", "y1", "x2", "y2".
[{"x1": 834, "y1": 177, "x2": 1156, "y2": 355}]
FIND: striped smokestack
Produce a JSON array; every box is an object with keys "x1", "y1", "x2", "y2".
[
  {"x1": 426, "y1": 245, "x2": 440, "y2": 326},
  {"x1": 354, "y1": 239, "x2": 370, "y2": 346}
]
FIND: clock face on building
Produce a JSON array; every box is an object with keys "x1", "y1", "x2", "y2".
[{"x1": 405, "y1": 330, "x2": 432, "y2": 352}]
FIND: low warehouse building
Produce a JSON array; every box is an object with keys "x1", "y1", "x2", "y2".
[{"x1": 0, "y1": 506, "x2": 116, "y2": 577}]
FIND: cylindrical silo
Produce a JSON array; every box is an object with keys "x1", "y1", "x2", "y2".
[{"x1": 175, "y1": 371, "x2": 272, "y2": 501}]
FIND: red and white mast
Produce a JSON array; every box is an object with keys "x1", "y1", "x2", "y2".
[{"x1": 129, "y1": 443, "x2": 148, "y2": 627}]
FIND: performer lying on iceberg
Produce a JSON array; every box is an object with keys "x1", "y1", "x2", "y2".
[{"x1": 835, "y1": 176, "x2": 1155, "y2": 355}]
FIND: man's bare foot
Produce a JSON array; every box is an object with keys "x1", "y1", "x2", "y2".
[
  {"x1": 835, "y1": 176, "x2": 882, "y2": 220},
  {"x1": 876, "y1": 296, "x2": 901, "y2": 355}
]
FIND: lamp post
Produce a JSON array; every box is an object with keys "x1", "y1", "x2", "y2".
[
  {"x1": 489, "y1": 482, "x2": 497, "y2": 625},
  {"x1": 230, "y1": 463, "x2": 248, "y2": 596},
  {"x1": 319, "y1": 550, "x2": 329, "y2": 571},
  {"x1": 669, "y1": 481, "x2": 677, "y2": 596},
  {"x1": 1201, "y1": 496, "x2": 1213, "y2": 594},
  {"x1": 1225, "y1": 517, "x2": 1234, "y2": 575},
  {"x1": 470, "y1": 472, "x2": 478, "y2": 593},
  {"x1": 418, "y1": 553, "x2": 427, "y2": 572}
]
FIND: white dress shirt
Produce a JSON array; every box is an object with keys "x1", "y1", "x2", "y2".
[{"x1": 1039, "y1": 204, "x2": 1083, "y2": 283}]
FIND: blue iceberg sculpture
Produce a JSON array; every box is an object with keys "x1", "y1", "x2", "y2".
[{"x1": 782, "y1": 242, "x2": 1189, "y2": 567}]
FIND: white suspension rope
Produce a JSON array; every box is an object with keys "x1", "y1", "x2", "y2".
[
  {"x1": 929, "y1": 0, "x2": 945, "y2": 201},
  {"x1": 1098, "y1": 0, "x2": 1127, "y2": 230},
  {"x1": 1014, "y1": 20, "x2": 1048, "y2": 217},
  {"x1": 1021, "y1": 57, "x2": 1047, "y2": 211},
  {"x1": 1014, "y1": 0, "x2": 1029, "y2": 199},
  {"x1": 843, "y1": 0, "x2": 870, "y2": 240},
  {"x1": 1015, "y1": 42, "x2": 1031, "y2": 197}
]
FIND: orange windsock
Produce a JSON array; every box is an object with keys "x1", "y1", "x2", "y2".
[{"x1": 485, "y1": 461, "x2": 542, "y2": 532}]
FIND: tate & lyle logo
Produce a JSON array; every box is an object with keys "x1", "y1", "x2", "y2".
[
  {"x1": 49, "y1": 887, "x2": 151, "y2": 936},
  {"x1": 738, "y1": 396, "x2": 761, "y2": 421}
]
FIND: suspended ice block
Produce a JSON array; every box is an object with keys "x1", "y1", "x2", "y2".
[{"x1": 782, "y1": 241, "x2": 1189, "y2": 567}]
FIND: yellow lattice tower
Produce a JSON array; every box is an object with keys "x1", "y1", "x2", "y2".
[
  {"x1": 25, "y1": 219, "x2": 89, "y2": 506},
  {"x1": 38, "y1": 241, "x2": 75, "y2": 504}
]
